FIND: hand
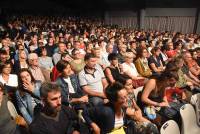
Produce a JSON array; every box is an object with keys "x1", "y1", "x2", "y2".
[
  {"x1": 91, "y1": 123, "x2": 100, "y2": 134},
  {"x1": 79, "y1": 95, "x2": 88, "y2": 103},
  {"x1": 103, "y1": 99, "x2": 109, "y2": 104},
  {"x1": 23, "y1": 81, "x2": 34, "y2": 93},
  {"x1": 159, "y1": 102, "x2": 169, "y2": 107},
  {"x1": 99, "y1": 93, "x2": 107, "y2": 99},
  {"x1": 15, "y1": 115, "x2": 27, "y2": 127}
]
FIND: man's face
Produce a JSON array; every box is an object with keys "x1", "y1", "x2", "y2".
[
  {"x1": 0, "y1": 54, "x2": 8, "y2": 62},
  {"x1": 59, "y1": 43, "x2": 66, "y2": 53},
  {"x1": 30, "y1": 56, "x2": 39, "y2": 66},
  {"x1": 86, "y1": 57, "x2": 97, "y2": 69},
  {"x1": 45, "y1": 91, "x2": 62, "y2": 114},
  {"x1": 107, "y1": 45, "x2": 113, "y2": 53}
]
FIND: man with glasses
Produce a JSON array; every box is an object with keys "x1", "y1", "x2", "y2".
[{"x1": 28, "y1": 53, "x2": 45, "y2": 82}]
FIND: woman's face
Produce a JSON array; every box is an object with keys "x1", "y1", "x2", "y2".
[
  {"x1": 166, "y1": 77, "x2": 177, "y2": 87},
  {"x1": 42, "y1": 49, "x2": 47, "y2": 56},
  {"x1": 2, "y1": 64, "x2": 12, "y2": 75},
  {"x1": 126, "y1": 53, "x2": 135, "y2": 63},
  {"x1": 67, "y1": 43, "x2": 72, "y2": 49},
  {"x1": 116, "y1": 89, "x2": 128, "y2": 107},
  {"x1": 19, "y1": 51, "x2": 27, "y2": 59},
  {"x1": 20, "y1": 71, "x2": 32, "y2": 83},
  {"x1": 124, "y1": 79, "x2": 133, "y2": 90},
  {"x1": 111, "y1": 59, "x2": 118, "y2": 66},
  {"x1": 73, "y1": 50, "x2": 81, "y2": 59},
  {"x1": 155, "y1": 49, "x2": 161, "y2": 56},
  {"x1": 192, "y1": 52, "x2": 198, "y2": 59},
  {"x1": 142, "y1": 49, "x2": 148, "y2": 58}
]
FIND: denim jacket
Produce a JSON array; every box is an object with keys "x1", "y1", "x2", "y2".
[
  {"x1": 56, "y1": 74, "x2": 84, "y2": 105},
  {"x1": 15, "y1": 81, "x2": 41, "y2": 124}
]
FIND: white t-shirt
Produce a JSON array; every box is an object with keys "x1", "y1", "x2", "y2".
[
  {"x1": 0, "y1": 74, "x2": 18, "y2": 87},
  {"x1": 63, "y1": 77, "x2": 75, "y2": 93},
  {"x1": 114, "y1": 116, "x2": 124, "y2": 129},
  {"x1": 122, "y1": 63, "x2": 139, "y2": 77}
]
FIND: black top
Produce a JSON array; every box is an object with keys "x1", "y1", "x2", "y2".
[
  {"x1": 83, "y1": 103, "x2": 130, "y2": 134},
  {"x1": 107, "y1": 66, "x2": 129, "y2": 84},
  {"x1": 30, "y1": 105, "x2": 79, "y2": 134}
]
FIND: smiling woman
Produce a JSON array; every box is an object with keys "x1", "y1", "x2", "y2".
[{"x1": 0, "y1": 61, "x2": 18, "y2": 88}]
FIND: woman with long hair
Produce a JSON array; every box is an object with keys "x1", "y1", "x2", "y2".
[{"x1": 15, "y1": 69, "x2": 41, "y2": 125}]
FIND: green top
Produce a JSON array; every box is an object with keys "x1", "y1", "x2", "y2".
[{"x1": 70, "y1": 59, "x2": 85, "y2": 73}]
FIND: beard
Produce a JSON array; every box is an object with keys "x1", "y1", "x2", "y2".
[{"x1": 43, "y1": 101, "x2": 61, "y2": 116}]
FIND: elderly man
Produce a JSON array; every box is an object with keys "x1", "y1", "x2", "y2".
[{"x1": 28, "y1": 53, "x2": 45, "y2": 82}]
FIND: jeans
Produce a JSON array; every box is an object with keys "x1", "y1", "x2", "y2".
[{"x1": 89, "y1": 97, "x2": 104, "y2": 106}]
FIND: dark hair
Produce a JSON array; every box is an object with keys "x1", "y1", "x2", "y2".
[
  {"x1": 84, "y1": 53, "x2": 96, "y2": 61},
  {"x1": 158, "y1": 71, "x2": 179, "y2": 81},
  {"x1": 165, "y1": 61, "x2": 179, "y2": 72},
  {"x1": 18, "y1": 68, "x2": 36, "y2": 90},
  {"x1": 136, "y1": 48, "x2": 147, "y2": 58},
  {"x1": 151, "y1": 46, "x2": 160, "y2": 55},
  {"x1": 61, "y1": 51, "x2": 70, "y2": 59},
  {"x1": 56, "y1": 60, "x2": 70, "y2": 72},
  {"x1": 38, "y1": 46, "x2": 46, "y2": 57},
  {"x1": 40, "y1": 82, "x2": 61, "y2": 99},
  {"x1": 195, "y1": 47, "x2": 200, "y2": 52},
  {"x1": 108, "y1": 53, "x2": 118, "y2": 61},
  {"x1": 0, "y1": 61, "x2": 12, "y2": 74},
  {"x1": 0, "y1": 49, "x2": 8, "y2": 55},
  {"x1": 71, "y1": 48, "x2": 79, "y2": 56},
  {"x1": 105, "y1": 82, "x2": 124, "y2": 103}
]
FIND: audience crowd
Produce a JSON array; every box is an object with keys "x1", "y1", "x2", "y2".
[{"x1": 0, "y1": 15, "x2": 200, "y2": 134}]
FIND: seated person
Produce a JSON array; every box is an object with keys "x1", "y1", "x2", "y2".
[
  {"x1": 184, "y1": 51, "x2": 200, "y2": 78},
  {"x1": 83, "y1": 82, "x2": 135, "y2": 134},
  {"x1": 70, "y1": 49, "x2": 85, "y2": 74},
  {"x1": 28, "y1": 53, "x2": 45, "y2": 82},
  {"x1": 148, "y1": 47, "x2": 165, "y2": 76},
  {"x1": 135, "y1": 48, "x2": 152, "y2": 78},
  {"x1": 105, "y1": 53, "x2": 129, "y2": 84},
  {"x1": 16, "y1": 69, "x2": 41, "y2": 125},
  {"x1": 56, "y1": 60, "x2": 88, "y2": 109},
  {"x1": 30, "y1": 82, "x2": 80, "y2": 134},
  {"x1": 0, "y1": 82, "x2": 27, "y2": 134},
  {"x1": 123, "y1": 79, "x2": 159, "y2": 134},
  {"x1": 141, "y1": 71, "x2": 179, "y2": 125},
  {"x1": 78, "y1": 53, "x2": 108, "y2": 106},
  {"x1": 122, "y1": 52, "x2": 146, "y2": 88}
]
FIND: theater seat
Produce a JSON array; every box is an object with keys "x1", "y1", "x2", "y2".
[
  {"x1": 180, "y1": 104, "x2": 200, "y2": 134},
  {"x1": 160, "y1": 120, "x2": 180, "y2": 134},
  {"x1": 190, "y1": 93, "x2": 200, "y2": 127}
]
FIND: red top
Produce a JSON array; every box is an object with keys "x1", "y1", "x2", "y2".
[{"x1": 165, "y1": 87, "x2": 183, "y2": 102}]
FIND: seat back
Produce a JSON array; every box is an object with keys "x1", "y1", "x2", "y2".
[
  {"x1": 180, "y1": 104, "x2": 198, "y2": 133},
  {"x1": 160, "y1": 120, "x2": 180, "y2": 134},
  {"x1": 192, "y1": 93, "x2": 200, "y2": 126},
  {"x1": 133, "y1": 86, "x2": 143, "y2": 101},
  {"x1": 7, "y1": 101, "x2": 18, "y2": 119}
]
